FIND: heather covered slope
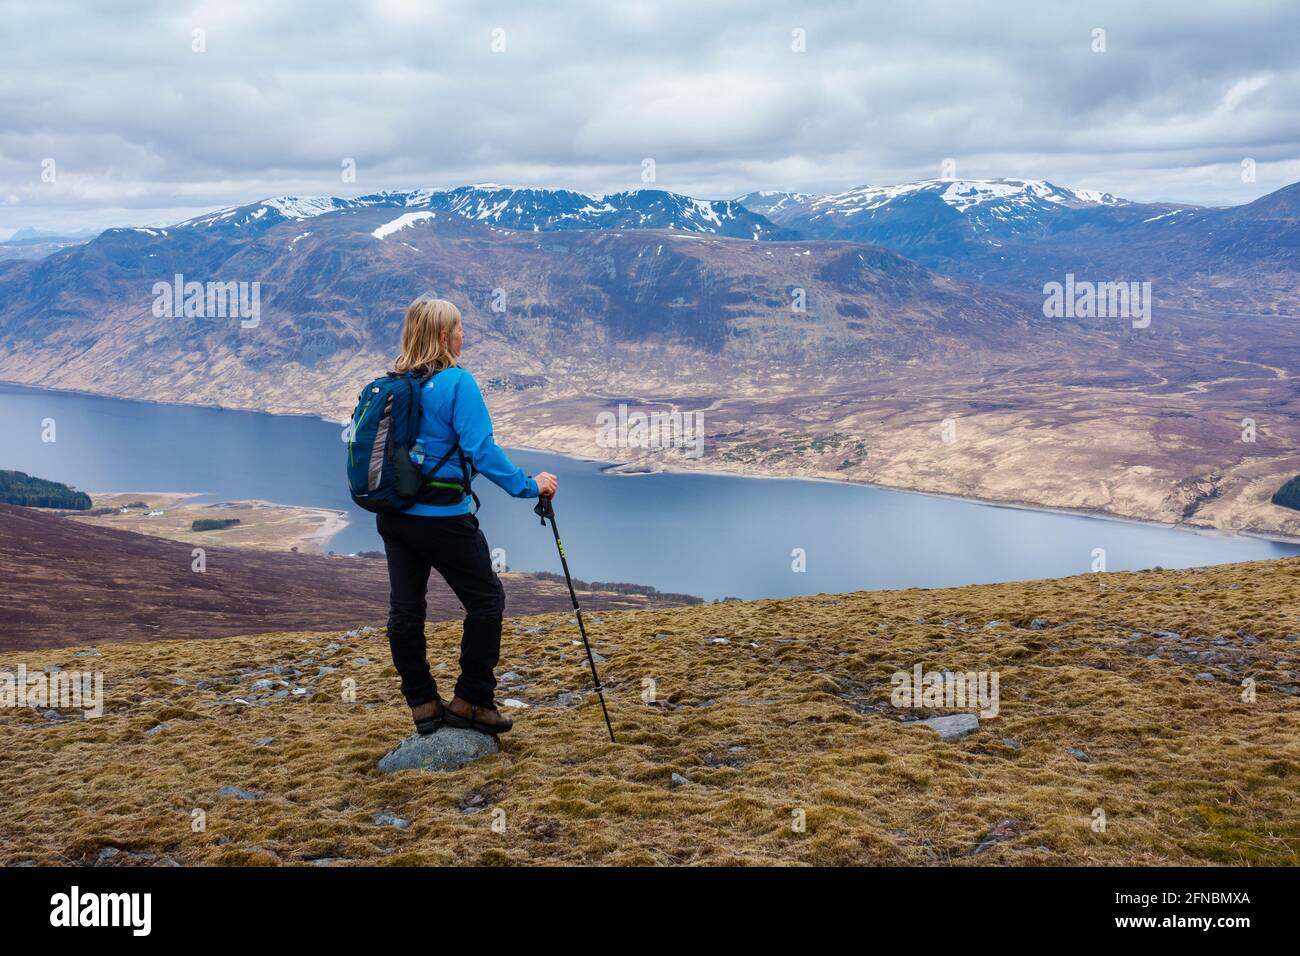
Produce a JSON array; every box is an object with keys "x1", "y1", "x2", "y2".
[
  {"x1": 3, "y1": 558, "x2": 1298, "y2": 866},
  {"x1": 0, "y1": 504, "x2": 694, "y2": 652}
]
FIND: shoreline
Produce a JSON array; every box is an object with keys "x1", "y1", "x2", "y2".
[
  {"x1": 72, "y1": 492, "x2": 351, "y2": 556},
  {"x1": 9, "y1": 378, "x2": 1300, "y2": 549},
  {"x1": 505, "y1": 443, "x2": 1300, "y2": 548}
]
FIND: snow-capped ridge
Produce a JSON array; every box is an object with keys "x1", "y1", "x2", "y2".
[
  {"x1": 806, "y1": 178, "x2": 1128, "y2": 218},
  {"x1": 168, "y1": 185, "x2": 787, "y2": 239}
]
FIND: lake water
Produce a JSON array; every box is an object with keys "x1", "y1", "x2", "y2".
[{"x1": 3, "y1": 381, "x2": 1298, "y2": 601}]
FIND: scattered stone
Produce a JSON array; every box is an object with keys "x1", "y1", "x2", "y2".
[
  {"x1": 1066, "y1": 747, "x2": 1091, "y2": 763},
  {"x1": 317, "y1": 666, "x2": 337, "y2": 677},
  {"x1": 215, "y1": 785, "x2": 259, "y2": 801},
  {"x1": 1000, "y1": 737, "x2": 1022, "y2": 750},
  {"x1": 351, "y1": 657, "x2": 373, "y2": 665},
  {"x1": 458, "y1": 789, "x2": 503, "y2": 814},
  {"x1": 1194, "y1": 672, "x2": 1215, "y2": 681},
  {"x1": 291, "y1": 687, "x2": 310, "y2": 697},
  {"x1": 74, "y1": 649, "x2": 102, "y2": 658},
  {"x1": 1028, "y1": 617, "x2": 1049, "y2": 630},
  {"x1": 654, "y1": 633, "x2": 669, "y2": 640},
  {"x1": 96, "y1": 847, "x2": 120, "y2": 865},
  {"x1": 499, "y1": 671, "x2": 522, "y2": 683},
  {"x1": 250, "y1": 679, "x2": 274, "y2": 691},
  {"x1": 543, "y1": 690, "x2": 585, "y2": 708},
  {"x1": 144, "y1": 723, "x2": 165, "y2": 737},
  {"x1": 501, "y1": 698, "x2": 529, "y2": 709},
  {"x1": 1153, "y1": 630, "x2": 1181, "y2": 640},
  {"x1": 254, "y1": 737, "x2": 275, "y2": 747},
  {"x1": 271, "y1": 689, "x2": 290, "y2": 700},
  {"x1": 373, "y1": 812, "x2": 410, "y2": 829},
  {"x1": 324, "y1": 642, "x2": 341, "y2": 652},
  {"x1": 913, "y1": 713, "x2": 980, "y2": 741},
  {"x1": 728, "y1": 745, "x2": 747, "y2": 753},
  {"x1": 590, "y1": 651, "x2": 606, "y2": 663},
  {"x1": 707, "y1": 637, "x2": 730, "y2": 646},
  {"x1": 377, "y1": 728, "x2": 500, "y2": 773},
  {"x1": 215, "y1": 835, "x2": 232, "y2": 846},
  {"x1": 973, "y1": 819, "x2": 1023, "y2": 855},
  {"x1": 670, "y1": 772, "x2": 689, "y2": 788}
]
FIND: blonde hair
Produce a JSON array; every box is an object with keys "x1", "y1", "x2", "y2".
[{"x1": 392, "y1": 297, "x2": 461, "y2": 379}]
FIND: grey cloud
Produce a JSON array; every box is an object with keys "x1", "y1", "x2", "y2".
[{"x1": 1, "y1": 0, "x2": 1297, "y2": 234}]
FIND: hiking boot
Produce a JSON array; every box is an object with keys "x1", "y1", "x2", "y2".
[
  {"x1": 443, "y1": 696, "x2": 513, "y2": 735},
  {"x1": 411, "y1": 696, "x2": 445, "y2": 735}
]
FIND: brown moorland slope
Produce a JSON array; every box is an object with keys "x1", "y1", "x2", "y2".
[
  {"x1": 3, "y1": 557, "x2": 1297, "y2": 866},
  {"x1": 0, "y1": 504, "x2": 693, "y2": 652}
]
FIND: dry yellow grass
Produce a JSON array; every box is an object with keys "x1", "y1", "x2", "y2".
[{"x1": 4, "y1": 558, "x2": 1299, "y2": 866}]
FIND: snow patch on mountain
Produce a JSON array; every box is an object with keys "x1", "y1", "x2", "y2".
[{"x1": 371, "y1": 212, "x2": 436, "y2": 240}]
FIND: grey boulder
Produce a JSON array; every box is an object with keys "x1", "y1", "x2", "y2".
[
  {"x1": 377, "y1": 728, "x2": 499, "y2": 773},
  {"x1": 912, "y1": 713, "x2": 980, "y2": 741}
]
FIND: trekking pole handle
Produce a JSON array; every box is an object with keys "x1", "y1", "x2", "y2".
[{"x1": 533, "y1": 493, "x2": 555, "y2": 524}]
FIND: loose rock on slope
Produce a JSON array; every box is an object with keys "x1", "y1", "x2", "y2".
[{"x1": 377, "y1": 728, "x2": 500, "y2": 773}]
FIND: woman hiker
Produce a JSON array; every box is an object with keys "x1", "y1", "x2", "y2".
[{"x1": 379, "y1": 296, "x2": 558, "y2": 737}]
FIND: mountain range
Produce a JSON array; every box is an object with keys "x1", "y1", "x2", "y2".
[
  {"x1": 1, "y1": 176, "x2": 1298, "y2": 540},
  {"x1": 0, "y1": 228, "x2": 99, "y2": 263},
  {"x1": 173, "y1": 186, "x2": 795, "y2": 240},
  {"x1": 19, "y1": 174, "x2": 1284, "y2": 308},
  {"x1": 743, "y1": 178, "x2": 1299, "y2": 311}
]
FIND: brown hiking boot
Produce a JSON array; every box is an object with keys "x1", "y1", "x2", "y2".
[
  {"x1": 411, "y1": 697, "x2": 445, "y2": 735},
  {"x1": 443, "y1": 696, "x2": 513, "y2": 735}
]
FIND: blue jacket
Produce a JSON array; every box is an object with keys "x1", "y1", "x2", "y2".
[{"x1": 406, "y1": 366, "x2": 539, "y2": 516}]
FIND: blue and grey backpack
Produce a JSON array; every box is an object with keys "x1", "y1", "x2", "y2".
[{"x1": 345, "y1": 369, "x2": 478, "y2": 514}]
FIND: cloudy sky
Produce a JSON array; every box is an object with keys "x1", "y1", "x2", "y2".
[{"x1": 2, "y1": 0, "x2": 1298, "y2": 236}]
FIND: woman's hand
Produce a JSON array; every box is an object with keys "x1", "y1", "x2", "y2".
[{"x1": 535, "y1": 472, "x2": 558, "y2": 498}]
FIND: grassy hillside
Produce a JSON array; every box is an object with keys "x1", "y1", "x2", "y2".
[
  {"x1": 3, "y1": 558, "x2": 1299, "y2": 866},
  {"x1": 0, "y1": 503, "x2": 694, "y2": 651}
]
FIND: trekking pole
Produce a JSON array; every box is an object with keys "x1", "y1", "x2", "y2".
[{"x1": 533, "y1": 495, "x2": 616, "y2": 743}]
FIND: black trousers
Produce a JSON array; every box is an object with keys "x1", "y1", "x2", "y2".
[{"x1": 376, "y1": 511, "x2": 505, "y2": 708}]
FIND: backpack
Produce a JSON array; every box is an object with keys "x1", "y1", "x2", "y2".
[{"x1": 345, "y1": 369, "x2": 478, "y2": 514}]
